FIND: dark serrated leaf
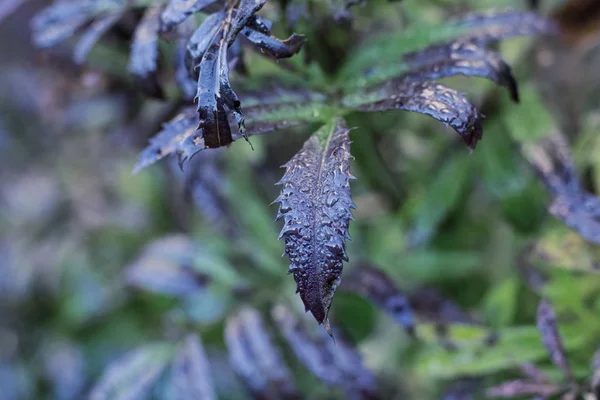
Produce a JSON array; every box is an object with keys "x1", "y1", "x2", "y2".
[
  {"x1": 169, "y1": 335, "x2": 216, "y2": 400},
  {"x1": 89, "y1": 344, "x2": 175, "y2": 400},
  {"x1": 123, "y1": 235, "x2": 207, "y2": 297},
  {"x1": 409, "y1": 287, "x2": 474, "y2": 325},
  {"x1": 272, "y1": 304, "x2": 379, "y2": 399},
  {"x1": 225, "y1": 307, "x2": 299, "y2": 399},
  {"x1": 486, "y1": 380, "x2": 563, "y2": 398},
  {"x1": 129, "y1": 6, "x2": 164, "y2": 99},
  {"x1": 275, "y1": 119, "x2": 355, "y2": 331},
  {"x1": 343, "y1": 80, "x2": 483, "y2": 149},
  {"x1": 30, "y1": 2, "x2": 93, "y2": 48},
  {"x1": 537, "y1": 300, "x2": 572, "y2": 381},
  {"x1": 133, "y1": 107, "x2": 201, "y2": 173},
  {"x1": 342, "y1": 264, "x2": 415, "y2": 334},
  {"x1": 160, "y1": 0, "x2": 221, "y2": 32},
  {"x1": 73, "y1": 12, "x2": 123, "y2": 65},
  {"x1": 185, "y1": 11, "x2": 225, "y2": 75},
  {"x1": 241, "y1": 29, "x2": 305, "y2": 59}
]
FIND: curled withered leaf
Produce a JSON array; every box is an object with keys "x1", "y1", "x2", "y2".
[
  {"x1": 161, "y1": 0, "x2": 221, "y2": 32},
  {"x1": 185, "y1": 11, "x2": 225, "y2": 75},
  {"x1": 409, "y1": 287, "x2": 474, "y2": 326},
  {"x1": 343, "y1": 81, "x2": 483, "y2": 149},
  {"x1": 486, "y1": 379, "x2": 563, "y2": 398},
  {"x1": 272, "y1": 304, "x2": 379, "y2": 399},
  {"x1": 342, "y1": 265, "x2": 415, "y2": 334},
  {"x1": 89, "y1": 343, "x2": 175, "y2": 400},
  {"x1": 123, "y1": 234, "x2": 207, "y2": 297},
  {"x1": 73, "y1": 12, "x2": 123, "y2": 65},
  {"x1": 196, "y1": 42, "x2": 234, "y2": 148},
  {"x1": 225, "y1": 307, "x2": 299, "y2": 399},
  {"x1": 242, "y1": 29, "x2": 306, "y2": 59},
  {"x1": 536, "y1": 299, "x2": 572, "y2": 381},
  {"x1": 275, "y1": 119, "x2": 355, "y2": 331},
  {"x1": 399, "y1": 41, "x2": 519, "y2": 102},
  {"x1": 129, "y1": 6, "x2": 164, "y2": 99},
  {"x1": 524, "y1": 134, "x2": 600, "y2": 245},
  {"x1": 31, "y1": 1, "x2": 93, "y2": 48},
  {"x1": 169, "y1": 335, "x2": 216, "y2": 400},
  {"x1": 226, "y1": 0, "x2": 267, "y2": 45},
  {"x1": 133, "y1": 107, "x2": 202, "y2": 173}
]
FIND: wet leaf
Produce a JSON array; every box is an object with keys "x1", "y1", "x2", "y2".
[
  {"x1": 73, "y1": 12, "x2": 123, "y2": 65},
  {"x1": 161, "y1": 0, "x2": 221, "y2": 32},
  {"x1": 537, "y1": 299, "x2": 572, "y2": 381},
  {"x1": 343, "y1": 80, "x2": 483, "y2": 149},
  {"x1": 241, "y1": 28, "x2": 305, "y2": 59},
  {"x1": 486, "y1": 380, "x2": 563, "y2": 398},
  {"x1": 272, "y1": 304, "x2": 379, "y2": 399},
  {"x1": 129, "y1": 6, "x2": 164, "y2": 99},
  {"x1": 123, "y1": 234, "x2": 207, "y2": 297},
  {"x1": 226, "y1": 0, "x2": 266, "y2": 45},
  {"x1": 342, "y1": 264, "x2": 415, "y2": 334},
  {"x1": 89, "y1": 343, "x2": 175, "y2": 400},
  {"x1": 354, "y1": 41, "x2": 519, "y2": 101},
  {"x1": 225, "y1": 307, "x2": 299, "y2": 399},
  {"x1": 168, "y1": 335, "x2": 216, "y2": 400},
  {"x1": 274, "y1": 118, "x2": 355, "y2": 332}
]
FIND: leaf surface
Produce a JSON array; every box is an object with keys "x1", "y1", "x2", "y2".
[
  {"x1": 537, "y1": 299, "x2": 572, "y2": 380},
  {"x1": 161, "y1": 0, "x2": 221, "y2": 32},
  {"x1": 129, "y1": 5, "x2": 164, "y2": 99},
  {"x1": 275, "y1": 118, "x2": 355, "y2": 330},
  {"x1": 168, "y1": 335, "x2": 216, "y2": 400}
]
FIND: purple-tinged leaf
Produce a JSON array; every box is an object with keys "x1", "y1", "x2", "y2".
[
  {"x1": 343, "y1": 81, "x2": 483, "y2": 149},
  {"x1": 272, "y1": 304, "x2": 380, "y2": 399},
  {"x1": 89, "y1": 343, "x2": 175, "y2": 400},
  {"x1": 160, "y1": 0, "x2": 221, "y2": 32},
  {"x1": 524, "y1": 134, "x2": 600, "y2": 244},
  {"x1": 73, "y1": 12, "x2": 123, "y2": 65},
  {"x1": 225, "y1": 307, "x2": 299, "y2": 399},
  {"x1": 486, "y1": 380, "x2": 563, "y2": 398},
  {"x1": 133, "y1": 107, "x2": 202, "y2": 173},
  {"x1": 123, "y1": 234, "x2": 207, "y2": 297},
  {"x1": 537, "y1": 299, "x2": 572, "y2": 381},
  {"x1": 185, "y1": 11, "x2": 225, "y2": 74},
  {"x1": 591, "y1": 348, "x2": 600, "y2": 393},
  {"x1": 399, "y1": 41, "x2": 519, "y2": 102},
  {"x1": 129, "y1": 6, "x2": 164, "y2": 99},
  {"x1": 441, "y1": 378, "x2": 479, "y2": 400},
  {"x1": 342, "y1": 265, "x2": 415, "y2": 334},
  {"x1": 169, "y1": 335, "x2": 216, "y2": 400},
  {"x1": 226, "y1": 0, "x2": 266, "y2": 45},
  {"x1": 196, "y1": 42, "x2": 233, "y2": 148},
  {"x1": 30, "y1": 2, "x2": 92, "y2": 48},
  {"x1": 246, "y1": 15, "x2": 272, "y2": 34},
  {"x1": 0, "y1": 0, "x2": 28, "y2": 25},
  {"x1": 275, "y1": 119, "x2": 355, "y2": 331},
  {"x1": 409, "y1": 288, "x2": 475, "y2": 325},
  {"x1": 241, "y1": 28, "x2": 306, "y2": 59}
]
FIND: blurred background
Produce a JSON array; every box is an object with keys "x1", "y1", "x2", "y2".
[{"x1": 1, "y1": 0, "x2": 600, "y2": 399}]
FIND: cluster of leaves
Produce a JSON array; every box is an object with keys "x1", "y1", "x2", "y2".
[{"x1": 3, "y1": 0, "x2": 600, "y2": 398}]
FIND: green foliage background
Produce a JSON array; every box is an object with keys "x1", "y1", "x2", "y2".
[{"x1": 1, "y1": 0, "x2": 600, "y2": 399}]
